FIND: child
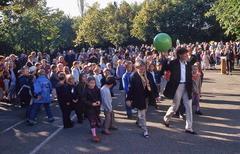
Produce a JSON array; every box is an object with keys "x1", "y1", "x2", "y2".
[
  {"x1": 0, "y1": 56, "x2": 6, "y2": 101},
  {"x1": 122, "y1": 61, "x2": 133, "y2": 119},
  {"x1": 116, "y1": 60, "x2": 126, "y2": 90},
  {"x1": 84, "y1": 77, "x2": 101, "y2": 142},
  {"x1": 7, "y1": 61, "x2": 17, "y2": 102},
  {"x1": 16, "y1": 66, "x2": 32, "y2": 120},
  {"x1": 93, "y1": 66, "x2": 103, "y2": 89},
  {"x1": 192, "y1": 64, "x2": 203, "y2": 115},
  {"x1": 66, "y1": 74, "x2": 83, "y2": 124},
  {"x1": 28, "y1": 69, "x2": 54, "y2": 125},
  {"x1": 71, "y1": 61, "x2": 81, "y2": 84},
  {"x1": 101, "y1": 76, "x2": 117, "y2": 135},
  {"x1": 49, "y1": 65, "x2": 58, "y2": 100},
  {"x1": 56, "y1": 73, "x2": 74, "y2": 128},
  {"x1": 76, "y1": 73, "x2": 88, "y2": 122}
]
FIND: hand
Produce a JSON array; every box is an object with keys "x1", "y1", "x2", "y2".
[
  {"x1": 93, "y1": 102, "x2": 100, "y2": 106},
  {"x1": 126, "y1": 100, "x2": 132, "y2": 107},
  {"x1": 73, "y1": 99, "x2": 78, "y2": 103},
  {"x1": 66, "y1": 102, "x2": 70, "y2": 106}
]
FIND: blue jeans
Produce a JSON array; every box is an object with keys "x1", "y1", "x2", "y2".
[{"x1": 29, "y1": 103, "x2": 53, "y2": 121}]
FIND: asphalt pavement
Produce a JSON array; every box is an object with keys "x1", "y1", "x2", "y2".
[{"x1": 0, "y1": 70, "x2": 239, "y2": 154}]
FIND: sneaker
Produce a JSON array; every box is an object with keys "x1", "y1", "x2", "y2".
[
  {"x1": 92, "y1": 136, "x2": 101, "y2": 143},
  {"x1": 132, "y1": 109, "x2": 137, "y2": 114},
  {"x1": 163, "y1": 120, "x2": 170, "y2": 128},
  {"x1": 101, "y1": 130, "x2": 111, "y2": 135},
  {"x1": 185, "y1": 130, "x2": 197, "y2": 135},
  {"x1": 28, "y1": 120, "x2": 37, "y2": 126},
  {"x1": 143, "y1": 131, "x2": 149, "y2": 138},
  {"x1": 179, "y1": 114, "x2": 186, "y2": 120}
]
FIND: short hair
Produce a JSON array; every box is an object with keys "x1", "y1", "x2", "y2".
[
  {"x1": 125, "y1": 61, "x2": 132, "y2": 67},
  {"x1": 87, "y1": 76, "x2": 96, "y2": 83},
  {"x1": 103, "y1": 68, "x2": 110, "y2": 73},
  {"x1": 58, "y1": 72, "x2": 66, "y2": 81},
  {"x1": 0, "y1": 55, "x2": 5, "y2": 61},
  {"x1": 73, "y1": 61, "x2": 79, "y2": 66},
  {"x1": 105, "y1": 76, "x2": 116, "y2": 85},
  {"x1": 21, "y1": 66, "x2": 29, "y2": 73},
  {"x1": 37, "y1": 69, "x2": 45, "y2": 76},
  {"x1": 135, "y1": 59, "x2": 145, "y2": 68},
  {"x1": 176, "y1": 47, "x2": 188, "y2": 56},
  {"x1": 51, "y1": 64, "x2": 57, "y2": 70}
]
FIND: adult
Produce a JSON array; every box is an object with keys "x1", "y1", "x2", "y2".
[{"x1": 163, "y1": 47, "x2": 196, "y2": 135}]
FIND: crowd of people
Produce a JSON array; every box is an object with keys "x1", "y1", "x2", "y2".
[{"x1": 0, "y1": 40, "x2": 239, "y2": 142}]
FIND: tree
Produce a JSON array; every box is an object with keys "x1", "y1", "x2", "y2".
[
  {"x1": 131, "y1": 0, "x2": 172, "y2": 42},
  {"x1": 50, "y1": 11, "x2": 75, "y2": 50},
  {"x1": 131, "y1": 0, "x2": 225, "y2": 43},
  {"x1": 0, "y1": 1, "x2": 76, "y2": 54},
  {"x1": 75, "y1": 3, "x2": 106, "y2": 46},
  {"x1": 103, "y1": 1, "x2": 136, "y2": 47},
  {"x1": 206, "y1": 0, "x2": 240, "y2": 39}
]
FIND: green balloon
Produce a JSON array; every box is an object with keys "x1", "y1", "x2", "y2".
[{"x1": 153, "y1": 33, "x2": 172, "y2": 52}]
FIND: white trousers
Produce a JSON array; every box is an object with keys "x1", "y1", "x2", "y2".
[{"x1": 164, "y1": 84, "x2": 193, "y2": 131}]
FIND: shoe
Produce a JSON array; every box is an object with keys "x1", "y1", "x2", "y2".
[
  {"x1": 64, "y1": 123, "x2": 74, "y2": 128},
  {"x1": 92, "y1": 136, "x2": 101, "y2": 143},
  {"x1": 163, "y1": 120, "x2": 169, "y2": 128},
  {"x1": 179, "y1": 114, "x2": 186, "y2": 120},
  {"x1": 185, "y1": 130, "x2": 197, "y2": 135},
  {"x1": 143, "y1": 131, "x2": 149, "y2": 138},
  {"x1": 195, "y1": 111, "x2": 203, "y2": 115},
  {"x1": 109, "y1": 126, "x2": 118, "y2": 131},
  {"x1": 132, "y1": 109, "x2": 137, "y2": 114},
  {"x1": 28, "y1": 120, "x2": 37, "y2": 126},
  {"x1": 102, "y1": 130, "x2": 111, "y2": 135}
]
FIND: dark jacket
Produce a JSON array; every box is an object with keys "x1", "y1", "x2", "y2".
[
  {"x1": 56, "y1": 83, "x2": 72, "y2": 106},
  {"x1": 84, "y1": 86, "x2": 101, "y2": 117},
  {"x1": 76, "y1": 82, "x2": 87, "y2": 104},
  {"x1": 126, "y1": 71, "x2": 159, "y2": 110},
  {"x1": 154, "y1": 71, "x2": 162, "y2": 84},
  {"x1": 163, "y1": 59, "x2": 192, "y2": 99}
]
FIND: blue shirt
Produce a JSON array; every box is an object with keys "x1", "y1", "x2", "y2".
[{"x1": 122, "y1": 72, "x2": 132, "y2": 94}]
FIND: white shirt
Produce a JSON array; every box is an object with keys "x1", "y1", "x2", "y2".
[
  {"x1": 180, "y1": 61, "x2": 186, "y2": 83},
  {"x1": 72, "y1": 67, "x2": 81, "y2": 84},
  {"x1": 150, "y1": 71, "x2": 156, "y2": 83}
]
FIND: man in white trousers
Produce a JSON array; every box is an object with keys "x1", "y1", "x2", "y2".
[{"x1": 163, "y1": 47, "x2": 196, "y2": 135}]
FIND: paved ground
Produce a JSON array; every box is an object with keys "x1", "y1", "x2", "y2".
[{"x1": 0, "y1": 69, "x2": 240, "y2": 154}]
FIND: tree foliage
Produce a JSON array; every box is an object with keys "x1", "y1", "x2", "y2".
[
  {"x1": 75, "y1": 3, "x2": 105, "y2": 46},
  {"x1": 0, "y1": 0, "x2": 237, "y2": 54},
  {"x1": 206, "y1": 0, "x2": 240, "y2": 39},
  {"x1": 131, "y1": 0, "x2": 224, "y2": 43},
  {"x1": 0, "y1": 0, "x2": 75, "y2": 54}
]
